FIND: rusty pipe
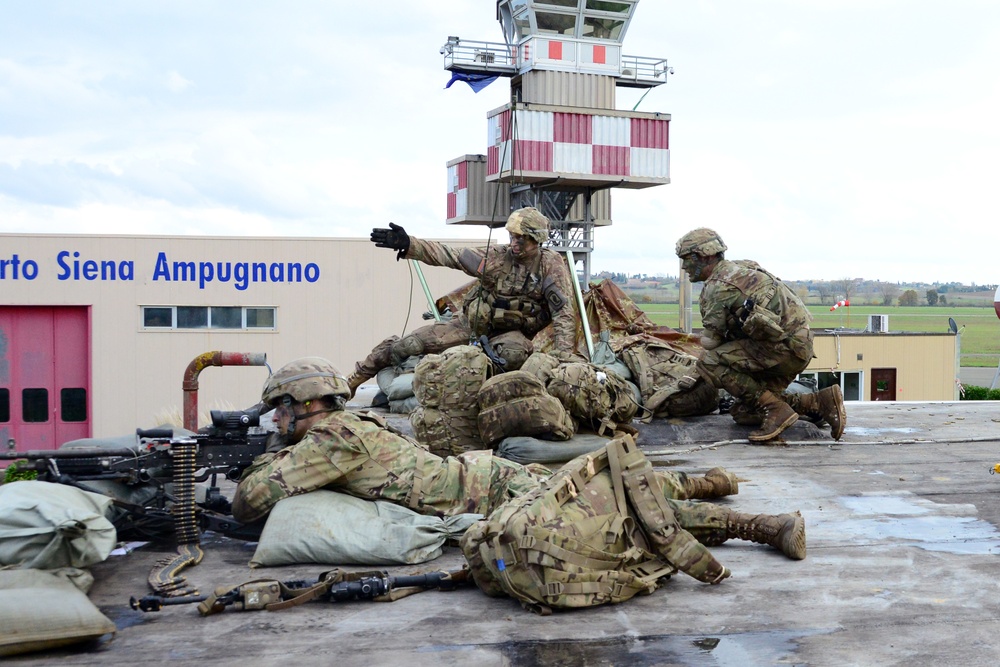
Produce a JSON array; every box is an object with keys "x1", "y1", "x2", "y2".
[{"x1": 182, "y1": 351, "x2": 267, "y2": 431}]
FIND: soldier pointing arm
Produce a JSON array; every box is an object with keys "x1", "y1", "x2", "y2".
[{"x1": 346, "y1": 207, "x2": 585, "y2": 396}]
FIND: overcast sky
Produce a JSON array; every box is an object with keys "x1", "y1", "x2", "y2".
[{"x1": 2, "y1": 1, "x2": 998, "y2": 285}]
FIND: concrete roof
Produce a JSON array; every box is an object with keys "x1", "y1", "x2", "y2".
[{"x1": 11, "y1": 394, "x2": 1000, "y2": 666}]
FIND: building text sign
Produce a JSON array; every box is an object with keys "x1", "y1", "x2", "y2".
[{"x1": 1, "y1": 251, "x2": 321, "y2": 291}]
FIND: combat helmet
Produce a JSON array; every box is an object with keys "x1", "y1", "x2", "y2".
[
  {"x1": 261, "y1": 357, "x2": 350, "y2": 406},
  {"x1": 675, "y1": 228, "x2": 728, "y2": 258},
  {"x1": 505, "y1": 207, "x2": 550, "y2": 244}
]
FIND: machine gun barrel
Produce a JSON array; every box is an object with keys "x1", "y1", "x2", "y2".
[{"x1": 0, "y1": 447, "x2": 141, "y2": 460}]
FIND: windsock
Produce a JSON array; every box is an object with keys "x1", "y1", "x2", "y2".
[{"x1": 830, "y1": 299, "x2": 850, "y2": 311}]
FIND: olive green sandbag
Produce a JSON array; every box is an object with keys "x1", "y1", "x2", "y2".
[
  {"x1": 0, "y1": 481, "x2": 116, "y2": 570},
  {"x1": 249, "y1": 490, "x2": 482, "y2": 567}
]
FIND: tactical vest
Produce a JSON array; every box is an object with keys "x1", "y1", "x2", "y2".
[
  {"x1": 464, "y1": 288, "x2": 550, "y2": 338},
  {"x1": 460, "y1": 435, "x2": 728, "y2": 614},
  {"x1": 476, "y1": 371, "x2": 576, "y2": 447}
]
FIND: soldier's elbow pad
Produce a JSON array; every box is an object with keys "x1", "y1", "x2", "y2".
[
  {"x1": 541, "y1": 276, "x2": 568, "y2": 312},
  {"x1": 459, "y1": 248, "x2": 485, "y2": 275}
]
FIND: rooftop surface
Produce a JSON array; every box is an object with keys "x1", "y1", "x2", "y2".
[{"x1": 9, "y1": 393, "x2": 1000, "y2": 667}]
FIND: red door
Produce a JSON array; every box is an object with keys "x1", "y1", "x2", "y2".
[
  {"x1": 870, "y1": 368, "x2": 897, "y2": 402},
  {"x1": 0, "y1": 306, "x2": 91, "y2": 452}
]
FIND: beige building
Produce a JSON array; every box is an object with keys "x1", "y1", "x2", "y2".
[
  {"x1": 1, "y1": 233, "x2": 483, "y2": 445},
  {"x1": 806, "y1": 330, "x2": 960, "y2": 402}
]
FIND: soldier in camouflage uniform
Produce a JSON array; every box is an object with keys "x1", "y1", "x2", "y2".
[
  {"x1": 676, "y1": 228, "x2": 846, "y2": 442},
  {"x1": 232, "y1": 357, "x2": 741, "y2": 524},
  {"x1": 345, "y1": 207, "x2": 584, "y2": 396}
]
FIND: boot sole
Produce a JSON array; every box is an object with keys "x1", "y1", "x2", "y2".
[
  {"x1": 779, "y1": 512, "x2": 807, "y2": 560},
  {"x1": 748, "y1": 412, "x2": 799, "y2": 442},
  {"x1": 827, "y1": 385, "x2": 847, "y2": 440}
]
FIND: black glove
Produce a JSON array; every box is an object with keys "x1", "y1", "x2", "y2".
[{"x1": 371, "y1": 222, "x2": 410, "y2": 261}]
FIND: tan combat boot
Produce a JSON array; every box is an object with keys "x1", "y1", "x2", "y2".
[
  {"x1": 726, "y1": 510, "x2": 806, "y2": 560},
  {"x1": 345, "y1": 370, "x2": 372, "y2": 399},
  {"x1": 794, "y1": 386, "x2": 846, "y2": 440},
  {"x1": 748, "y1": 390, "x2": 798, "y2": 442},
  {"x1": 683, "y1": 467, "x2": 740, "y2": 499}
]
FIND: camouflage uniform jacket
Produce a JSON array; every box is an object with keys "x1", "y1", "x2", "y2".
[
  {"x1": 231, "y1": 410, "x2": 529, "y2": 524},
  {"x1": 406, "y1": 238, "x2": 578, "y2": 352},
  {"x1": 700, "y1": 259, "x2": 812, "y2": 344}
]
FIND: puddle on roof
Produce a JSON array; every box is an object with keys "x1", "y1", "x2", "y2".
[
  {"x1": 421, "y1": 630, "x2": 826, "y2": 666},
  {"x1": 844, "y1": 426, "x2": 920, "y2": 437},
  {"x1": 831, "y1": 495, "x2": 1000, "y2": 555}
]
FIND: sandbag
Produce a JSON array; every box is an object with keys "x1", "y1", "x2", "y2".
[
  {"x1": 410, "y1": 406, "x2": 482, "y2": 457},
  {"x1": 477, "y1": 370, "x2": 575, "y2": 446},
  {"x1": 389, "y1": 395, "x2": 421, "y2": 414},
  {"x1": 496, "y1": 433, "x2": 612, "y2": 465},
  {"x1": 249, "y1": 490, "x2": 482, "y2": 567},
  {"x1": 0, "y1": 568, "x2": 116, "y2": 656},
  {"x1": 0, "y1": 481, "x2": 117, "y2": 570}
]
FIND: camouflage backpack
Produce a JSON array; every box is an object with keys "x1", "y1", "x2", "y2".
[
  {"x1": 545, "y1": 363, "x2": 640, "y2": 434},
  {"x1": 410, "y1": 345, "x2": 492, "y2": 457},
  {"x1": 476, "y1": 370, "x2": 576, "y2": 447},
  {"x1": 460, "y1": 435, "x2": 729, "y2": 614},
  {"x1": 620, "y1": 339, "x2": 718, "y2": 420}
]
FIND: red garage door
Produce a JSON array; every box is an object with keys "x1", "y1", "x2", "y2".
[{"x1": 0, "y1": 306, "x2": 91, "y2": 452}]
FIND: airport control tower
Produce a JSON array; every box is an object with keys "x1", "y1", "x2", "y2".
[{"x1": 441, "y1": 0, "x2": 670, "y2": 286}]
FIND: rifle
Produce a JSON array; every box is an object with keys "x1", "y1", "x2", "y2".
[{"x1": 129, "y1": 568, "x2": 471, "y2": 615}]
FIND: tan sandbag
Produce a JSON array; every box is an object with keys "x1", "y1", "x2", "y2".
[{"x1": 0, "y1": 568, "x2": 116, "y2": 656}]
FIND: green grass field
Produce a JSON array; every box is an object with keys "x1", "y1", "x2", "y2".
[{"x1": 639, "y1": 304, "x2": 1000, "y2": 367}]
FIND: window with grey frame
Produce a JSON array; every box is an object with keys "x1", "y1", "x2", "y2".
[{"x1": 141, "y1": 306, "x2": 277, "y2": 330}]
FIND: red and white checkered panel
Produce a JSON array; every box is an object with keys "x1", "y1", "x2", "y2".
[
  {"x1": 446, "y1": 160, "x2": 469, "y2": 219},
  {"x1": 487, "y1": 108, "x2": 669, "y2": 181}
]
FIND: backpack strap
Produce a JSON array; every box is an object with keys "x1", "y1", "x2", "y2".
[
  {"x1": 612, "y1": 434, "x2": 731, "y2": 584},
  {"x1": 406, "y1": 447, "x2": 426, "y2": 510}
]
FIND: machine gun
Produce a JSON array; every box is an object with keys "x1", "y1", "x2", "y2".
[
  {"x1": 130, "y1": 568, "x2": 471, "y2": 615},
  {"x1": 0, "y1": 407, "x2": 271, "y2": 540}
]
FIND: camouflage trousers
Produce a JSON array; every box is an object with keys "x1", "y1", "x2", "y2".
[
  {"x1": 354, "y1": 318, "x2": 474, "y2": 377},
  {"x1": 667, "y1": 498, "x2": 731, "y2": 546},
  {"x1": 698, "y1": 329, "x2": 813, "y2": 403}
]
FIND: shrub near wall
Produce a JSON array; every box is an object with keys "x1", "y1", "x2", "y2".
[{"x1": 960, "y1": 386, "x2": 1000, "y2": 400}]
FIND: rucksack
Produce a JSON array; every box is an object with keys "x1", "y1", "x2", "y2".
[
  {"x1": 412, "y1": 345, "x2": 492, "y2": 410},
  {"x1": 460, "y1": 435, "x2": 728, "y2": 614},
  {"x1": 545, "y1": 363, "x2": 640, "y2": 434},
  {"x1": 410, "y1": 345, "x2": 492, "y2": 456},
  {"x1": 476, "y1": 371, "x2": 576, "y2": 447}
]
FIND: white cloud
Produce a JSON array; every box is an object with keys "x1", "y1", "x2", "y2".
[{"x1": 1, "y1": 0, "x2": 998, "y2": 285}]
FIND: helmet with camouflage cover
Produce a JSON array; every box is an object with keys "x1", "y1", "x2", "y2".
[
  {"x1": 675, "y1": 228, "x2": 728, "y2": 258},
  {"x1": 261, "y1": 357, "x2": 350, "y2": 406},
  {"x1": 505, "y1": 207, "x2": 549, "y2": 244}
]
